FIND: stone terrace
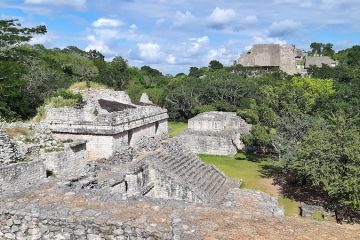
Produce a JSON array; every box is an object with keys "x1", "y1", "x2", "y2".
[{"x1": 0, "y1": 179, "x2": 359, "y2": 240}]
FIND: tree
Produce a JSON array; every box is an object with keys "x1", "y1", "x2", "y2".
[
  {"x1": 241, "y1": 124, "x2": 276, "y2": 154},
  {"x1": 0, "y1": 19, "x2": 46, "y2": 48},
  {"x1": 209, "y1": 60, "x2": 223, "y2": 71},
  {"x1": 188, "y1": 67, "x2": 203, "y2": 78},
  {"x1": 309, "y1": 42, "x2": 335, "y2": 57},
  {"x1": 322, "y1": 43, "x2": 335, "y2": 57},
  {"x1": 0, "y1": 19, "x2": 47, "y2": 120},
  {"x1": 285, "y1": 115, "x2": 360, "y2": 210},
  {"x1": 310, "y1": 42, "x2": 322, "y2": 56},
  {"x1": 290, "y1": 76, "x2": 335, "y2": 112}
]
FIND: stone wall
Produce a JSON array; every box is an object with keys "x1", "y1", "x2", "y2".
[
  {"x1": 280, "y1": 45, "x2": 297, "y2": 75},
  {"x1": 54, "y1": 121, "x2": 167, "y2": 160},
  {"x1": 188, "y1": 112, "x2": 248, "y2": 132},
  {"x1": 0, "y1": 211, "x2": 171, "y2": 240},
  {"x1": 54, "y1": 133, "x2": 114, "y2": 160},
  {"x1": 130, "y1": 123, "x2": 157, "y2": 146},
  {"x1": 237, "y1": 44, "x2": 281, "y2": 67},
  {"x1": 0, "y1": 160, "x2": 45, "y2": 194},
  {"x1": 177, "y1": 132, "x2": 238, "y2": 156},
  {"x1": 43, "y1": 141, "x2": 87, "y2": 177},
  {"x1": 0, "y1": 141, "x2": 87, "y2": 193}
]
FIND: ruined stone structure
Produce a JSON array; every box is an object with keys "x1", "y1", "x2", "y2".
[
  {"x1": 44, "y1": 90, "x2": 168, "y2": 160},
  {"x1": 0, "y1": 124, "x2": 87, "y2": 194},
  {"x1": 177, "y1": 112, "x2": 251, "y2": 156},
  {"x1": 1, "y1": 89, "x2": 359, "y2": 239},
  {"x1": 237, "y1": 44, "x2": 338, "y2": 75},
  {"x1": 0, "y1": 128, "x2": 24, "y2": 165}
]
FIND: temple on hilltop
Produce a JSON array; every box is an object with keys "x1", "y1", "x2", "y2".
[{"x1": 236, "y1": 44, "x2": 338, "y2": 75}]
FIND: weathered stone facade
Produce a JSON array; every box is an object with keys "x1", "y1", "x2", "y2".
[
  {"x1": 237, "y1": 44, "x2": 338, "y2": 75},
  {"x1": 44, "y1": 89, "x2": 168, "y2": 160},
  {"x1": 177, "y1": 112, "x2": 251, "y2": 156},
  {"x1": 0, "y1": 140, "x2": 87, "y2": 194},
  {"x1": 0, "y1": 128, "x2": 24, "y2": 164}
]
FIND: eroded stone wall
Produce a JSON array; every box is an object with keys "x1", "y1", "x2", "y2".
[
  {"x1": 0, "y1": 211, "x2": 171, "y2": 240},
  {"x1": 54, "y1": 133, "x2": 114, "y2": 160},
  {"x1": 43, "y1": 141, "x2": 87, "y2": 177},
  {"x1": 0, "y1": 160, "x2": 45, "y2": 193},
  {"x1": 54, "y1": 121, "x2": 167, "y2": 160},
  {"x1": 280, "y1": 45, "x2": 297, "y2": 75},
  {"x1": 177, "y1": 133, "x2": 238, "y2": 156}
]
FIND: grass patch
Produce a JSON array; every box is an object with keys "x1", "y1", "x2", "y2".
[
  {"x1": 33, "y1": 105, "x2": 46, "y2": 122},
  {"x1": 168, "y1": 122, "x2": 188, "y2": 137},
  {"x1": 312, "y1": 210, "x2": 325, "y2": 221},
  {"x1": 69, "y1": 81, "x2": 109, "y2": 90},
  {"x1": 45, "y1": 96, "x2": 79, "y2": 108},
  {"x1": 199, "y1": 152, "x2": 300, "y2": 216},
  {"x1": 5, "y1": 127, "x2": 31, "y2": 139},
  {"x1": 278, "y1": 196, "x2": 300, "y2": 216}
]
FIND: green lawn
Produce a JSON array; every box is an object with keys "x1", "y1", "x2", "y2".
[
  {"x1": 168, "y1": 121, "x2": 188, "y2": 137},
  {"x1": 199, "y1": 152, "x2": 299, "y2": 216}
]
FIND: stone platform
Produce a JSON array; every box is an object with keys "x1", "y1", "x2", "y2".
[
  {"x1": 1, "y1": 179, "x2": 358, "y2": 240},
  {"x1": 177, "y1": 112, "x2": 251, "y2": 156}
]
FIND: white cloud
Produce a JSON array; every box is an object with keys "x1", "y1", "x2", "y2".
[
  {"x1": 85, "y1": 29, "x2": 120, "y2": 55},
  {"x1": 29, "y1": 34, "x2": 50, "y2": 45},
  {"x1": 129, "y1": 24, "x2": 137, "y2": 32},
  {"x1": 138, "y1": 43, "x2": 162, "y2": 61},
  {"x1": 268, "y1": 19, "x2": 301, "y2": 37},
  {"x1": 92, "y1": 18, "x2": 123, "y2": 28},
  {"x1": 166, "y1": 54, "x2": 176, "y2": 64},
  {"x1": 85, "y1": 35, "x2": 114, "y2": 55},
  {"x1": 208, "y1": 7, "x2": 236, "y2": 28},
  {"x1": 187, "y1": 36, "x2": 209, "y2": 55},
  {"x1": 172, "y1": 10, "x2": 195, "y2": 27},
  {"x1": 25, "y1": 0, "x2": 86, "y2": 9},
  {"x1": 248, "y1": 36, "x2": 287, "y2": 50},
  {"x1": 244, "y1": 15, "x2": 258, "y2": 24}
]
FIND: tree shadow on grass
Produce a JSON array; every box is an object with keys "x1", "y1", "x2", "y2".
[
  {"x1": 234, "y1": 152, "x2": 269, "y2": 163},
  {"x1": 260, "y1": 164, "x2": 329, "y2": 205}
]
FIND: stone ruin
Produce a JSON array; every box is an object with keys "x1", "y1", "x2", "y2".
[
  {"x1": 44, "y1": 90, "x2": 168, "y2": 160},
  {"x1": 177, "y1": 111, "x2": 251, "y2": 156},
  {"x1": 0, "y1": 127, "x2": 24, "y2": 165},
  {"x1": 237, "y1": 44, "x2": 338, "y2": 75},
  {"x1": 0, "y1": 89, "x2": 288, "y2": 239}
]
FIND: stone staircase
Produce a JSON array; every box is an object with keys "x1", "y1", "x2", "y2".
[{"x1": 146, "y1": 140, "x2": 240, "y2": 203}]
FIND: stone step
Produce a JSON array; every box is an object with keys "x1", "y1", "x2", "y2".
[
  {"x1": 161, "y1": 155, "x2": 177, "y2": 166},
  {"x1": 195, "y1": 167, "x2": 213, "y2": 189},
  {"x1": 174, "y1": 157, "x2": 201, "y2": 178},
  {"x1": 213, "y1": 178, "x2": 227, "y2": 197},
  {"x1": 206, "y1": 174, "x2": 226, "y2": 198},
  {"x1": 168, "y1": 155, "x2": 188, "y2": 169},
  {"x1": 190, "y1": 164, "x2": 209, "y2": 184}
]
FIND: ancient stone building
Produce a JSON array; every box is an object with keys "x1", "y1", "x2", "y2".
[
  {"x1": 44, "y1": 90, "x2": 168, "y2": 160},
  {"x1": 177, "y1": 112, "x2": 251, "y2": 156},
  {"x1": 237, "y1": 44, "x2": 337, "y2": 75}
]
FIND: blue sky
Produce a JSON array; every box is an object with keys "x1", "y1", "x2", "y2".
[{"x1": 1, "y1": 0, "x2": 360, "y2": 74}]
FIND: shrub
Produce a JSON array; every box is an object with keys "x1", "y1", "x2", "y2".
[
  {"x1": 33, "y1": 105, "x2": 46, "y2": 122},
  {"x1": 57, "y1": 88, "x2": 83, "y2": 103},
  {"x1": 192, "y1": 105, "x2": 216, "y2": 115},
  {"x1": 68, "y1": 81, "x2": 109, "y2": 90},
  {"x1": 45, "y1": 96, "x2": 79, "y2": 108}
]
